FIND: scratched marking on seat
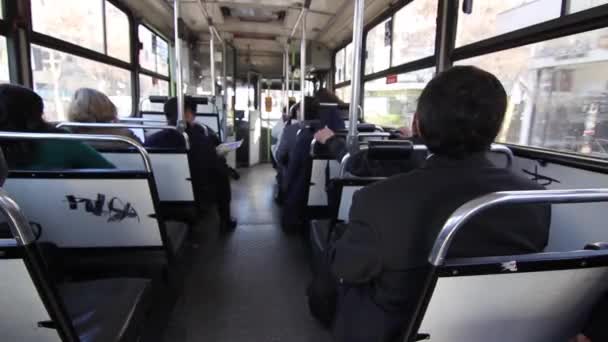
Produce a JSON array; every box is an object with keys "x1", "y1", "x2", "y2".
[
  {"x1": 65, "y1": 194, "x2": 140, "y2": 223},
  {"x1": 522, "y1": 165, "x2": 561, "y2": 186}
]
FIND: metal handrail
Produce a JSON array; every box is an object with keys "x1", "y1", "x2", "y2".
[
  {"x1": 429, "y1": 189, "x2": 608, "y2": 266},
  {"x1": 119, "y1": 118, "x2": 166, "y2": 124},
  {"x1": 0, "y1": 188, "x2": 36, "y2": 245},
  {"x1": 55, "y1": 122, "x2": 190, "y2": 150},
  {"x1": 0, "y1": 131, "x2": 154, "y2": 173},
  {"x1": 339, "y1": 153, "x2": 351, "y2": 177}
]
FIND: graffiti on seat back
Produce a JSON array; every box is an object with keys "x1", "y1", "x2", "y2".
[{"x1": 65, "y1": 194, "x2": 140, "y2": 223}]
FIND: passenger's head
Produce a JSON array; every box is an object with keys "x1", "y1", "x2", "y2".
[
  {"x1": 164, "y1": 96, "x2": 197, "y2": 126},
  {"x1": 0, "y1": 84, "x2": 46, "y2": 132},
  {"x1": 416, "y1": 66, "x2": 507, "y2": 158},
  {"x1": 67, "y1": 88, "x2": 118, "y2": 123}
]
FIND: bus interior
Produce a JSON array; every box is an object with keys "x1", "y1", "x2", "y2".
[{"x1": 2, "y1": 0, "x2": 608, "y2": 341}]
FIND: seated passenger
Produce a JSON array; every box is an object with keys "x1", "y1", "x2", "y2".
[
  {"x1": 145, "y1": 96, "x2": 236, "y2": 231},
  {"x1": 67, "y1": 88, "x2": 142, "y2": 149},
  {"x1": 328, "y1": 66, "x2": 551, "y2": 341},
  {"x1": 271, "y1": 100, "x2": 296, "y2": 166},
  {"x1": 0, "y1": 84, "x2": 114, "y2": 170},
  {"x1": 281, "y1": 90, "x2": 346, "y2": 231},
  {"x1": 573, "y1": 293, "x2": 608, "y2": 342},
  {"x1": 314, "y1": 116, "x2": 425, "y2": 177}
]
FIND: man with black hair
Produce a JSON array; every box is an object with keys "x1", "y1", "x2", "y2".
[
  {"x1": 146, "y1": 96, "x2": 236, "y2": 232},
  {"x1": 329, "y1": 66, "x2": 551, "y2": 341}
]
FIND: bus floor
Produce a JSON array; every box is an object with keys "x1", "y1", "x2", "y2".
[{"x1": 161, "y1": 164, "x2": 332, "y2": 341}]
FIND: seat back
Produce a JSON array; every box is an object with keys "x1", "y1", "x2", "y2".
[
  {"x1": 0, "y1": 190, "x2": 77, "y2": 341},
  {"x1": 405, "y1": 189, "x2": 608, "y2": 342},
  {"x1": 101, "y1": 149, "x2": 195, "y2": 203},
  {"x1": 4, "y1": 170, "x2": 165, "y2": 249},
  {"x1": 415, "y1": 252, "x2": 608, "y2": 342}
]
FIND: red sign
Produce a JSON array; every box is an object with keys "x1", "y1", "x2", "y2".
[{"x1": 386, "y1": 75, "x2": 398, "y2": 84}]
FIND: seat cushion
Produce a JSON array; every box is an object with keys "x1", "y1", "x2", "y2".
[{"x1": 58, "y1": 278, "x2": 151, "y2": 342}]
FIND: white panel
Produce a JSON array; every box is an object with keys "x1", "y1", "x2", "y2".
[
  {"x1": 194, "y1": 116, "x2": 220, "y2": 134},
  {"x1": 511, "y1": 156, "x2": 608, "y2": 252},
  {"x1": 0, "y1": 260, "x2": 61, "y2": 342},
  {"x1": 308, "y1": 160, "x2": 328, "y2": 206},
  {"x1": 419, "y1": 267, "x2": 608, "y2": 341},
  {"x1": 249, "y1": 110, "x2": 261, "y2": 166},
  {"x1": 102, "y1": 153, "x2": 194, "y2": 202},
  {"x1": 4, "y1": 179, "x2": 162, "y2": 247},
  {"x1": 338, "y1": 186, "x2": 363, "y2": 221}
]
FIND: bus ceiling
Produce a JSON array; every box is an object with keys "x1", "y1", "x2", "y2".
[{"x1": 117, "y1": 0, "x2": 395, "y2": 76}]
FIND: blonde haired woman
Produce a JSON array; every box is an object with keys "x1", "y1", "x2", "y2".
[{"x1": 67, "y1": 88, "x2": 141, "y2": 148}]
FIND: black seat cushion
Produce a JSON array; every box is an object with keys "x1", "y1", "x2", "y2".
[{"x1": 59, "y1": 278, "x2": 151, "y2": 342}]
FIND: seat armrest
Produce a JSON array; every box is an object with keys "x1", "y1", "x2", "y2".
[{"x1": 585, "y1": 242, "x2": 608, "y2": 250}]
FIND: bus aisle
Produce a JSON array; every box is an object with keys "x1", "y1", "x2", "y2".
[{"x1": 162, "y1": 164, "x2": 331, "y2": 342}]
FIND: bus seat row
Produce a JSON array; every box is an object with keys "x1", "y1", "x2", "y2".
[{"x1": 0, "y1": 189, "x2": 153, "y2": 342}]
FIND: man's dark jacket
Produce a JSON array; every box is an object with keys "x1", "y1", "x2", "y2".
[{"x1": 331, "y1": 153, "x2": 551, "y2": 342}]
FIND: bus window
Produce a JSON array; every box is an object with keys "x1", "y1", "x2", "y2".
[
  {"x1": 139, "y1": 74, "x2": 169, "y2": 112},
  {"x1": 391, "y1": 0, "x2": 437, "y2": 67},
  {"x1": 105, "y1": 2, "x2": 131, "y2": 62},
  {"x1": 32, "y1": 0, "x2": 104, "y2": 54},
  {"x1": 335, "y1": 48, "x2": 345, "y2": 83},
  {"x1": 456, "y1": 27, "x2": 608, "y2": 158},
  {"x1": 363, "y1": 68, "x2": 434, "y2": 128},
  {"x1": 139, "y1": 25, "x2": 169, "y2": 76},
  {"x1": 456, "y1": 0, "x2": 562, "y2": 48},
  {"x1": 31, "y1": 45, "x2": 132, "y2": 121},
  {"x1": 345, "y1": 43, "x2": 354, "y2": 81},
  {"x1": 0, "y1": 37, "x2": 8, "y2": 83},
  {"x1": 366, "y1": 18, "x2": 391, "y2": 75},
  {"x1": 336, "y1": 85, "x2": 352, "y2": 105}
]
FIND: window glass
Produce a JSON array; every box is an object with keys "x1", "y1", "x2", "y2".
[
  {"x1": 345, "y1": 43, "x2": 353, "y2": 81},
  {"x1": 0, "y1": 37, "x2": 9, "y2": 83},
  {"x1": 335, "y1": 48, "x2": 345, "y2": 83},
  {"x1": 32, "y1": 45, "x2": 132, "y2": 121},
  {"x1": 568, "y1": 0, "x2": 608, "y2": 13},
  {"x1": 363, "y1": 68, "x2": 434, "y2": 128},
  {"x1": 455, "y1": 27, "x2": 608, "y2": 158},
  {"x1": 336, "y1": 86, "x2": 352, "y2": 105},
  {"x1": 139, "y1": 74, "x2": 169, "y2": 112},
  {"x1": 456, "y1": 0, "x2": 561, "y2": 47},
  {"x1": 105, "y1": 2, "x2": 130, "y2": 62},
  {"x1": 392, "y1": 0, "x2": 437, "y2": 66},
  {"x1": 366, "y1": 19, "x2": 391, "y2": 75},
  {"x1": 139, "y1": 25, "x2": 169, "y2": 76},
  {"x1": 32, "y1": 0, "x2": 104, "y2": 53}
]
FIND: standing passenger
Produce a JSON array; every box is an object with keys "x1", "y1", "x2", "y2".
[
  {"x1": 329, "y1": 66, "x2": 551, "y2": 341},
  {"x1": 0, "y1": 84, "x2": 114, "y2": 170}
]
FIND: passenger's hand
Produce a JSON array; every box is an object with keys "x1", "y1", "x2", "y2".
[
  {"x1": 397, "y1": 126, "x2": 411, "y2": 138},
  {"x1": 571, "y1": 334, "x2": 592, "y2": 342},
  {"x1": 315, "y1": 127, "x2": 335, "y2": 144}
]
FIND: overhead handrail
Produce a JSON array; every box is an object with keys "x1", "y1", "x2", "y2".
[
  {"x1": 55, "y1": 122, "x2": 190, "y2": 150},
  {"x1": 0, "y1": 131, "x2": 153, "y2": 173},
  {"x1": 429, "y1": 189, "x2": 608, "y2": 266}
]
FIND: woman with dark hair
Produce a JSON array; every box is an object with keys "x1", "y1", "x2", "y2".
[{"x1": 0, "y1": 84, "x2": 114, "y2": 170}]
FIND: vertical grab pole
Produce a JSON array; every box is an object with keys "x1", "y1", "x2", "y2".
[
  {"x1": 283, "y1": 44, "x2": 289, "y2": 113},
  {"x1": 210, "y1": 27, "x2": 216, "y2": 97},
  {"x1": 174, "y1": 0, "x2": 185, "y2": 130},
  {"x1": 222, "y1": 41, "x2": 228, "y2": 140},
  {"x1": 347, "y1": 0, "x2": 365, "y2": 152},
  {"x1": 299, "y1": 9, "x2": 307, "y2": 122}
]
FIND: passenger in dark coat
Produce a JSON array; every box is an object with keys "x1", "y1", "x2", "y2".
[
  {"x1": 146, "y1": 96, "x2": 236, "y2": 231},
  {"x1": 329, "y1": 66, "x2": 551, "y2": 341},
  {"x1": 281, "y1": 91, "x2": 346, "y2": 231}
]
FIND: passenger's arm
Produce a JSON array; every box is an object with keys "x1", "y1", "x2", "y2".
[{"x1": 331, "y1": 190, "x2": 382, "y2": 284}]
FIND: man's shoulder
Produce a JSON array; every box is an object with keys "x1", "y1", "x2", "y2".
[{"x1": 355, "y1": 169, "x2": 427, "y2": 201}]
